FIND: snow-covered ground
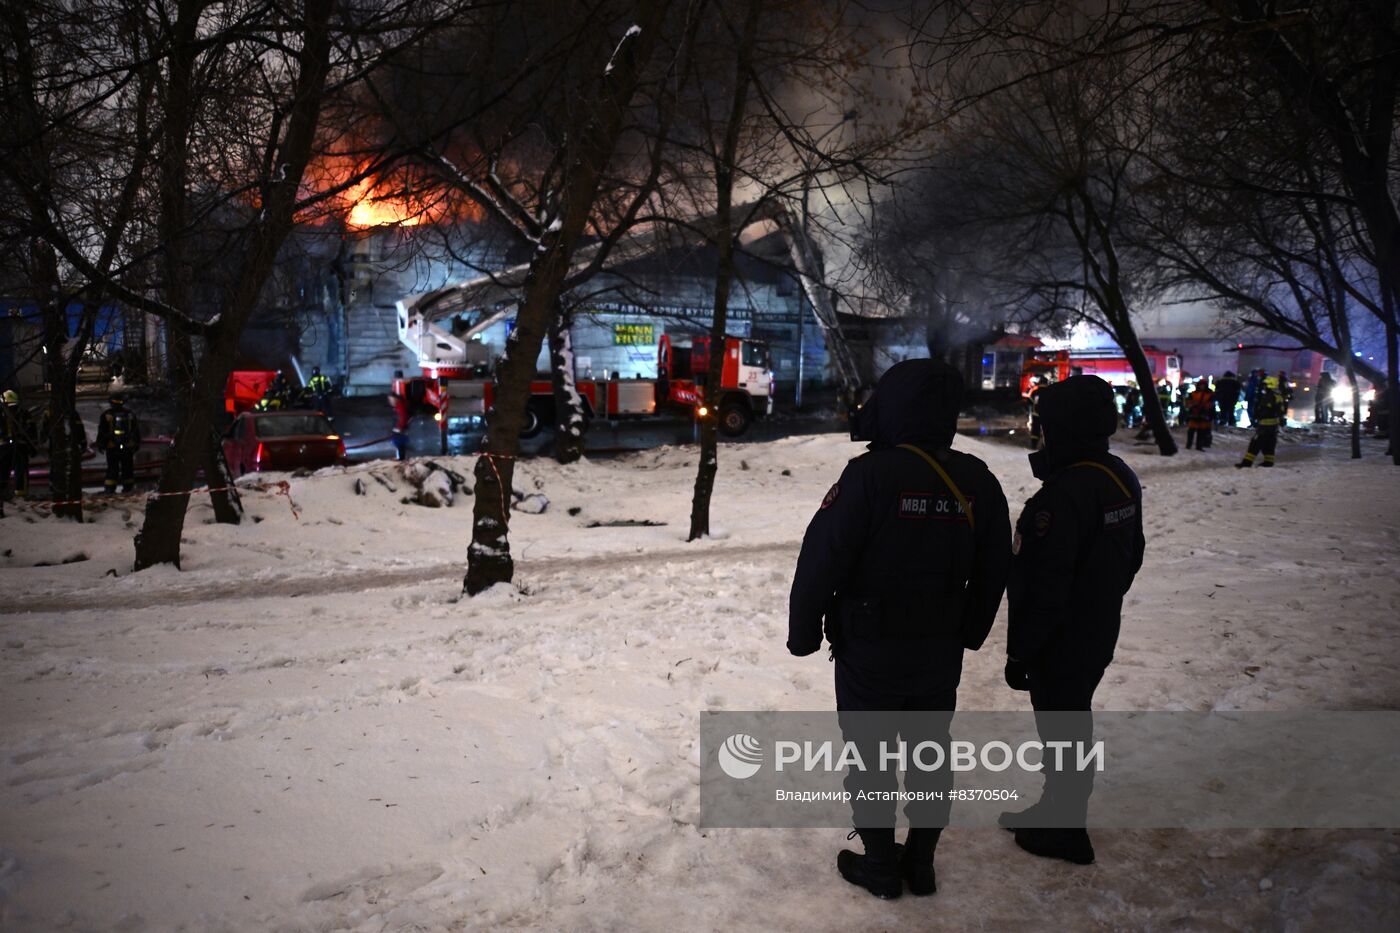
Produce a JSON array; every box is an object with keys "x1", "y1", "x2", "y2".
[{"x1": 2, "y1": 426, "x2": 1398, "y2": 930}]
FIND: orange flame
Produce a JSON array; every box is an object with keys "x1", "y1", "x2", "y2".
[
  {"x1": 345, "y1": 177, "x2": 425, "y2": 229},
  {"x1": 298, "y1": 154, "x2": 484, "y2": 229}
]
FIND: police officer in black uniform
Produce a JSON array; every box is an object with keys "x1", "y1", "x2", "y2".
[
  {"x1": 95, "y1": 392, "x2": 142, "y2": 492},
  {"x1": 789, "y1": 359, "x2": 1012, "y2": 899},
  {"x1": 1001, "y1": 374, "x2": 1144, "y2": 865}
]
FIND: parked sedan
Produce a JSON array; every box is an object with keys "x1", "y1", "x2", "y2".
[{"x1": 222, "y1": 411, "x2": 345, "y2": 475}]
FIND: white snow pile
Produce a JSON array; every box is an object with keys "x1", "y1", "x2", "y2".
[{"x1": 1, "y1": 427, "x2": 1398, "y2": 930}]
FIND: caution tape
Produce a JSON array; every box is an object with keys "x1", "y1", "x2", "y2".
[
  {"x1": 21, "y1": 480, "x2": 300, "y2": 519},
  {"x1": 344, "y1": 434, "x2": 392, "y2": 451},
  {"x1": 479, "y1": 451, "x2": 510, "y2": 520}
]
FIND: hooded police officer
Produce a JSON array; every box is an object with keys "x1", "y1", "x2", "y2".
[
  {"x1": 789, "y1": 359, "x2": 1011, "y2": 899},
  {"x1": 1001, "y1": 374, "x2": 1144, "y2": 865}
]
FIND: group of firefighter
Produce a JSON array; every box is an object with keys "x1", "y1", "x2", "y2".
[
  {"x1": 0, "y1": 389, "x2": 142, "y2": 506},
  {"x1": 252, "y1": 367, "x2": 335, "y2": 417},
  {"x1": 1, "y1": 366, "x2": 339, "y2": 505},
  {"x1": 1028, "y1": 367, "x2": 1340, "y2": 468}
]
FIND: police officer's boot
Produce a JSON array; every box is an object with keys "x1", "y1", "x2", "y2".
[
  {"x1": 1013, "y1": 827, "x2": 1095, "y2": 865},
  {"x1": 837, "y1": 828, "x2": 902, "y2": 899},
  {"x1": 998, "y1": 798, "x2": 1052, "y2": 830},
  {"x1": 900, "y1": 827, "x2": 939, "y2": 896}
]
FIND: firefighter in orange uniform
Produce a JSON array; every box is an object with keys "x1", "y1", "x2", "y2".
[{"x1": 1184, "y1": 379, "x2": 1214, "y2": 450}]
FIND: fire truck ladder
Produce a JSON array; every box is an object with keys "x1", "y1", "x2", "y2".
[
  {"x1": 764, "y1": 207, "x2": 863, "y2": 396},
  {"x1": 397, "y1": 202, "x2": 864, "y2": 395}
]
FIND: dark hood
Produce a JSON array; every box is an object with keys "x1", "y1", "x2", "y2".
[
  {"x1": 1030, "y1": 374, "x2": 1118, "y2": 476},
  {"x1": 854, "y1": 358, "x2": 964, "y2": 450}
]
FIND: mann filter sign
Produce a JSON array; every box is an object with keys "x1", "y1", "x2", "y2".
[{"x1": 613, "y1": 323, "x2": 655, "y2": 346}]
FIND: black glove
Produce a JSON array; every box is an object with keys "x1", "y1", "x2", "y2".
[
  {"x1": 788, "y1": 640, "x2": 820, "y2": 658},
  {"x1": 1004, "y1": 657, "x2": 1030, "y2": 692}
]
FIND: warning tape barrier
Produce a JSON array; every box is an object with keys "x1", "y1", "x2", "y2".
[{"x1": 17, "y1": 480, "x2": 300, "y2": 519}]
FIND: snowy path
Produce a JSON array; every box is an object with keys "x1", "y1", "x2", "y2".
[
  {"x1": 1, "y1": 540, "x2": 798, "y2": 615},
  {"x1": 2, "y1": 428, "x2": 1398, "y2": 930}
]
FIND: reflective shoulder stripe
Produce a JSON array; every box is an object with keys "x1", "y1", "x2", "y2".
[
  {"x1": 897, "y1": 444, "x2": 975, "y2": 533},
  {"x1": 1071, "y1": 460, "x2": 1133, "y2": 500}
]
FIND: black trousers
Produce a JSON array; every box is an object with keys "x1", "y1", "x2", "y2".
[
  {"x1": 1246, "y1": 425, "x2": 1279, "y2": 463},
  {"x1": 836, "y1": 658, "x2": 958, "y2": 830},
  {"x1": 1027, "y1": 666, "x2": 1104, "y2": 826},
  {"x1": 1186, "y1": 426, "x2": 1212, "y2": 449},
  {"x1": 105, "y1": 448, "x2": 136, "y2": 491}
]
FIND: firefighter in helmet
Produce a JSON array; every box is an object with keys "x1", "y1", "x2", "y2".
[
  {"x1": 305, "y1": 365, "x2": 334, "y2": 418},
  {"x1": 1156, "y1": 380, "x2": 1174, "y2": 425},
  {"x1": 254, "y1": 372, "x2": 287, "y2": 412},
  {"x1": 1184, "y1": 379, "x2": 1215, "y2": 450},
  {"x1": 1028, "y1": 376, "x2": 1048, "y2": 450},
  {"x1": 1238, "y1": 376, "x2": 1285, "y2": 468},
  {"x1": 1, "y1": 389, "x2": 38, "y2": 500},
  {"x1": 96, "y1": 392, "x2": 142, "y2": 492}
]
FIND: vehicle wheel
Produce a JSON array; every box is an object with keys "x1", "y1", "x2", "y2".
[
  {"x1": 718, "y1": 401, "x2": 752, "y2": 437},
  {"x1": 520, "y1": 401, "x2": 549, "y2": 440}
]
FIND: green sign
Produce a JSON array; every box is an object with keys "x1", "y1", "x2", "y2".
[{"x1": 613, "y1": 323, "x2": 655, "y2": 346}]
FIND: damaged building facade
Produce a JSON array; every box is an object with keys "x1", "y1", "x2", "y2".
[{"x1": 245, "y1": 215, "x2": 835, "y2": 400}]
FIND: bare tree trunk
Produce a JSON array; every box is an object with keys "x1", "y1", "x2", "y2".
[
  {"x1": 465, "y1": 0, "x2": 672, "y2": 595},
  {"x1": 1072, "y1": 189, "x2": 1177, "y2": 456},
  {"x1": 203, "y1": 421, "x2": 242, "y2": 520},
  {"x1": 1348, "y1": 363, "x2": 1362, "y2": 458},
  {"x1": 1387, "y1": 317, "x2": 1399, "y2": 465},
  {"x1": 1115, "y1": 321, "x2": 1177, "y2": 455},
  {"x1": 31, "y1": 240, "x2": 86, "y2": 520},
  {"x1": 1325, "y1": 250, "x2": 1363, "y2": 459},
  {"x1": 549, "y1": 302, "x2": 587, "y2": 464},
  {"x1": 167, "y1": 327, "x2": 241, "y2": 523},
  {"x1": 688, "y1": 0, "x2": 760, "y2": 541},
  {"x1": 134, "y1": 0, "x2": 334, "y2": 569}
]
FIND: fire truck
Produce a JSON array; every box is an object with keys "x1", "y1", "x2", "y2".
[
  {"x1": 1020, "y1": 346, "x2": 1182, "y2": 397},
  {"x1": 393, "y1": 304, "x2": 775, "y2": 445},
  {"x1": 386, "y1": 201, "x2": 866, "y2": 452}
]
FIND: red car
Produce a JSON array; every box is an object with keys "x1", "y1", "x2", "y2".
[{"x1": 222, "y1": 411, "x2": 345, "y2": 475}]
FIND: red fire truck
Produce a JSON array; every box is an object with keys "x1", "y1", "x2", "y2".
[
  {"x1": 1020, "y1": 346, "x2": 1182, "y2": 397},
  {"x1": 224, "y1": 370, "x2": 278, "y2": 414},
  {"x1": 393, "y1": 333, "x2": 776, "y2": 448}
]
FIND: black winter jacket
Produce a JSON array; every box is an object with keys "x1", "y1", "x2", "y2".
[
  {"x1": 1007, "y1": 443, "x2": 1144, "y2": 674},
  {"x1": 788, "y1": 361, "x2": 1011, "y2": 693}
]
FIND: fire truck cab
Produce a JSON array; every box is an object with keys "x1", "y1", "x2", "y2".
[
  {"x1": 656, "y1": 334, "x2": 775, "y2": 436},
  {"x1": 1020, "y1": 346, "x2": 1182, "y2": 397}
]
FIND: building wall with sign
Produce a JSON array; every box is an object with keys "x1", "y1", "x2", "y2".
[
  {"x1": 551, "y1": 232, "x2": 828, "y2": 386},
  {"x1": 308, "y1": 222, "x2": 834, "y2": 397}
]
